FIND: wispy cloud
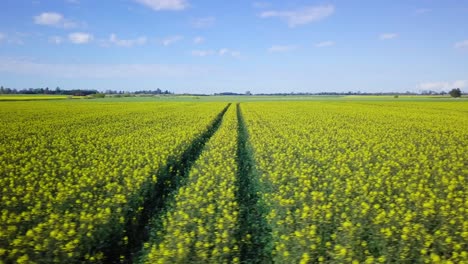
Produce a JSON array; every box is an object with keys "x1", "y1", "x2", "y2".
[
  {"x1": 68, "y1": 32, "x2": 93, "y2": 44},
  {"x1": 49, "y1": 36, "x2": 63, "y2": 44},
  {"x1": 108, "y1": 34, "x2": 147, "y2": 47},
  {"x1": 259, "y1": 5, "x2": 334, "y2": 27},
  {"x1": 268, "y1": 45, "x2": 296, "y2": 52},
  {"x1": 415, "y1": 8, "x2": 431, "y2": 15},
  {"x1": 193, "y1": 36, "x2": 204, "y2": 44},
  {"x1": 218, "y1": 48, "x2": 241, "y2": 57},
  {"x1": 0, "y1": 58, "x2": 207, "y2": 78},
  {"x1": 192, "y1": 48, "x2": 240, "y2": 57},
  {"x1": 454, "y1": 39, "x2": 468, "y2": 49},
  {"x1": 0, "y1": 32, "x2": 25, "y2": 45},
  {"x1": 66, "y1": 0, "x2": 80, "y2": 4},
  {"x1": 417, "y1": 80, "x2": 467, "y2": 91},
  {"x1": 379, "y1": 33, "x2": 398, "y2": 40},
  {"x1": 192, "y1": 50, "x2": 214, "y2": 57},
  {"x1": 34, "y1": 12, "x2": 76, "y2": 28},
  {"x1": 315, "y1": 41, "x2": 335, "y2": 48},
  {"x1": 191, "y1": 17, "x2": 215, "y2": 28},
  {"x1": 252, "y1": 1, "x2": 270, "y2": 9},
  {"x1": 134, "y1": 0, "x2": 188, "y2": 11},
  {"x1": 161, "y1": 35, "x2": 183, "y2": 46}
]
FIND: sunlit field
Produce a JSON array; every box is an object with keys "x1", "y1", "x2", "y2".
[
  {"x1": 0, "y1": 99, "x2": 466, "y2": 263},
  {"x1": 242, "y1": 101, "x2": 467, "y2": 263},
  {"x1": 2, "y1": 0, "x2": 468, "y2": 262}
]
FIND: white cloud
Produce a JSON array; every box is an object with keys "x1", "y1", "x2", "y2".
[
  {"x1": 218, "y1": 48, "x2": 241, "y2": 57},
  {"x1": 259, "y1": 5, "x2": 334, "y2": 27},
  {"x1": 161, "y1": 35, "x2": 183, "y2": 46},
  {"x1": 315, "y1": 41, "x2": 335, "y2": 48},
  {"x1": 34, "y1": 12, "x2": 63, "y2": 25},
  {"x1": 218, "y1": 48, "x2": 229, "y2": 56},
  {"x1": 49, "y1": 36, "x2": 63, "y2": 44},
  {"x1": 417, "y1": 80, "x2": 468, "y2": 91},
  {"x1": 191, "y1": 17, "x2": 215, "y2": 28},
  {"x1": 34, "y1": 12, "x2": 76, "y2": 28},
  {"x1": 134, "y1": 0, "x2": 188, "y2": 11},
  {"x1": 454, "y1": 40, "x2": 468, "y2": 49},
  {"x1": 68, "y1": 32, "x2": 93, "y2": 44},
  {"x1": 66, "y1": 0, "x2": 80, "y2": 4},
  {"x1": 0, "y1": 33, "x2": 5, "y2": 42},
  {"x1": 0, "y1": 58, "x2": 207, "y2": 78},
  {"x1": 193, "y1": 36, "x2": 204, "y2": 44},
  {"x1": 380, "y1": 33, "x2": 398, "y2": 40},
  {"x1": 108, "y1": 34, "x2": 147, "y2": 47},
  {"x1": 268, "y1": 45, "x2": 296, "y2": 52}
]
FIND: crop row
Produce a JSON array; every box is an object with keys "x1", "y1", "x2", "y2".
[
  {"x1": 1, "y1": 100, "x2": 467, "y2": 263},
  {"x1": 0, "y1": 101, "x2": 227, "y2": 263},
  {"x1": 242, "y1": 101, "x2": 468, "y2": 263},
  {"x1": 141, "y1": 104, "x2": 240, "y2": 263}
]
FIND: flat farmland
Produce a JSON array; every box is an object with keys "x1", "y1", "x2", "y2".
[{"x1": 0, "y1": 99, "x2": 466, "y2": 263}]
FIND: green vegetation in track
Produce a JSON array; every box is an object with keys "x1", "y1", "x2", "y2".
[
  {"x1": 142, "y1": 104, "x2": 240, "y2": 263},
  {"x1": 236, "y1": 103, "x2": 273, "y2": 263},
  {"x1": 107, "y1": 103, "x2": 231, "y2": 263}
]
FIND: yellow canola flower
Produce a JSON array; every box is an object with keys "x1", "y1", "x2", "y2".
[
  {"x1": 0, "y1": 101, "x2": 226, "y2": 263},
  {"x1": 144, "y1": 106, "x2": 240, "y2": 263},
  {"x1": 241, "y1": 101, "x2": 468, "y2": 263}
]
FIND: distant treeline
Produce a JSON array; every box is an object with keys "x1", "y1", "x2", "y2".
[
  {"x1": 0, "y1": 86, "x2": 173, "y2": 96},
  {"x1": 254, "y1": 91, "x2": 450, "y2": 96},
  {"x1": 214, "y1": 90, "x2": 455, "y2": 96},
  {"x1": 105, "y1": 88, "x2": 172, "y2": 95},
  {"x1": 1, "y1": 85, "x2": 460, "y2": 97},
  {"x1": 0, "y1": 86, "x2": 100, "y2": 96}
]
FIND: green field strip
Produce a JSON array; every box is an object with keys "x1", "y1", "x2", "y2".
[
  {"x1": 0, "y1": 96, "x2": 69, "y2": 101},
  {"x1": 236, "y1": 103, "x2": 273, "y2": 263}
]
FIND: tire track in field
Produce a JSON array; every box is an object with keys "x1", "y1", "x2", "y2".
[
  {"x1": 236, "y1": 103, "x2": 273, "y2": 263},
  {"x1": 102, "y1": 103, "x2": 231, "y2": 263}
]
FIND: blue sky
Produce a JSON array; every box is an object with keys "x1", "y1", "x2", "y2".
[{"x1": 0, "y1": 0, "x2": 467, "y2": 94}]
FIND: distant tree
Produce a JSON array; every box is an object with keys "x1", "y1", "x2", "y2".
[
  {"x1": 246, "y1": 91, "x2": 252, "y2": 95},
  {"x1": 449, "y1": 88, "x2": 462, "y2": 98},
  {"x1": 91, "y1": 93, "x2": 106, "y2": 98},
  {"x1": 0, "y1": 86, "x2": 4, "y2": 94}
]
